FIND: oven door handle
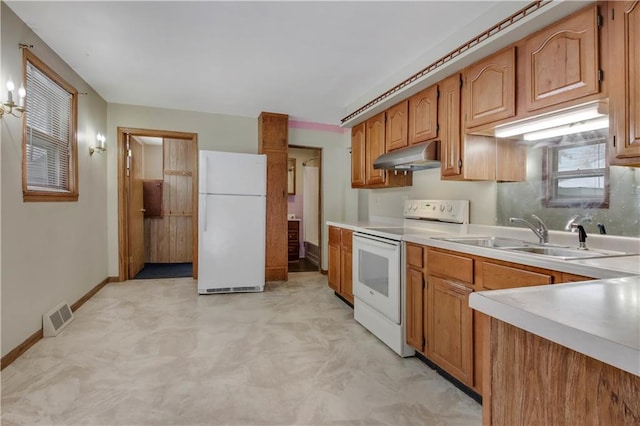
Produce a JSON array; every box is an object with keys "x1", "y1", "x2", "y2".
[{"x1": 354, "y1": 233, "x2": 401, "y2": 248}]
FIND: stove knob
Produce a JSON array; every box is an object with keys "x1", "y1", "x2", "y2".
[
  {"x1": 447, "y1": 203, "x2": 453, "y2": 212},
  {"x1": 439, "y1": 204, "x2": 445, "y2": 212}
]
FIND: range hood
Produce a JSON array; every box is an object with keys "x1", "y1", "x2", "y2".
[{"x1": 373, "y1": 141, "x2": 440, "y2": 171}]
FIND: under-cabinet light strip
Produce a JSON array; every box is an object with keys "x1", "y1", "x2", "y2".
[{"x1": 340, "y1": 0, "x2": 552, "y2": 125}]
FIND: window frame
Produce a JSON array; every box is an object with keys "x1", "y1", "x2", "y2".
[
  {"x1": 542, "y1": 138, "x2": 609, "y2": 209},
  {"x1": 22, "y1": 50, "x2": 79, "y2": 202}
]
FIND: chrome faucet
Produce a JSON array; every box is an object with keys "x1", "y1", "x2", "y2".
[
  {"x1": 564, "y1": 214, "x2": 593, "y2": 231},
  {"x1": 509, "y1": 214, "x2": 549, "y2": 244}
]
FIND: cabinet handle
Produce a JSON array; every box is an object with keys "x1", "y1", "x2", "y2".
[{"x1": 140, "y1": 208, "x2": 146, "y2": 212}]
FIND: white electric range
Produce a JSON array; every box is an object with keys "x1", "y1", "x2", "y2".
[{"x1": 352, "y1": 200, "x2": 470, "y2": 357}]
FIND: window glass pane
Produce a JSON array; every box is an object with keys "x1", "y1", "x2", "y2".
[
  {"x1": 25, "y1": 58, "x2": 74, "y2": 194},
  {"x1": 557, "y1": 142, "x2": 606, "y2": 171},
  {"x1": 557, "y1": 176, "x2": 605, "y2": 199}
]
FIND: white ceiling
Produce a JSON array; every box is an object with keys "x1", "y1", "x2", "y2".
[{"x1": 6, "y1": 1, "x2": 531, "y2": 124}]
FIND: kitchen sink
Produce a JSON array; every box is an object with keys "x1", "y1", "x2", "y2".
[
  {"x1": 438, "y1": 236, "x2": 637, "y2": 260},
  {"x1": 505, "y1": 246, "x2": 635, "y2": 260},
  {"x1": 438, "y1": 236, "x2": 533, "y2": 248}
]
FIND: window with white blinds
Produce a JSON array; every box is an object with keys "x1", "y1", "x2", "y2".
[{"x1": 23, "y1": 51, "x2": 78, "y2": 201}]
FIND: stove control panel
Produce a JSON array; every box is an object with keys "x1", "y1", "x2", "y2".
[{"x1": 403, "y1": 200, "x2": 469, "y2": 224}]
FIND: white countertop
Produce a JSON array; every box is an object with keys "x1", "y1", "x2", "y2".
[{"x1": 469, "y1": 276, "x2": 640, "y2": 377}]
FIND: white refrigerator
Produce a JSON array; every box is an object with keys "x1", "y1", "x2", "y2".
[{"x1": 198, "y1": 150, "x2": 266, "y2": 294}]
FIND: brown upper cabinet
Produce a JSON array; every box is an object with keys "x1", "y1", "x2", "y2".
[
  {"x1": 351, "y1": 123, "x2": 366, "y2": 186},
  {"x1": 365, "y1": 112, "x2": 387, "y2": 185},
  {"x1": 351, "y1": 112, "x2": 412, "y2": 188},
  {"x1": 523, "y1": 4, "x2": 600, "y2": 112},
  {"x1": 409, "y1": 85, "x2": 439, "y2": 145},
  {"x1": 464, "y1": 47, "x2": 516, "y2": 129},
  {"x1": 386, "y1": 100, "x2": 409, "y2": 152},
  {"x1": 609, "y1": 1, "x2": 640, "y2": 166},
  {"x1": 439, "y1": 73, "x2": 463, "y2": 178}
]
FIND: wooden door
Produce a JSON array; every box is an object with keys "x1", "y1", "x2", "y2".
[
  {"x1": 365, "y1": 112, "x2": 386, "y2": 185},
  {"x1": 351, "y1": 123, "x2": 366, "y2": 187},
  {"x1": 427, "y1": 275, "x2": 473, "y2": 386},
  {"x1": 406, "y1": 266, "x2": 424, "y2": 352},
  {"x1": 439, "y1": 74, "x2": 462, "y2": 178},
  {"x1": 328, "y1": 242, "x2": 341, "y2": 292},
  {"x1": 524, "y1": 5, "x2": 600, "y2": 112},
  {"x1": 408, "y1": 85, "x2": 438, "y2": 145},
  {"x1": 610, "y1": 1, "x2": 640, "y2": 163},
  {"x1": 340, "y1": 229, "x2": 353, "y2": 303},
  {"x1": 164, "y1": 138, "x2": 194, "y2": 263},
  {"x1": 128, "y1": 137, "x2": 145, "y2": 278},
  {"x1": 385, "y1": 100, "x2": 409, "y2": 152},
  {"x1": 465, "y1": 47, "x2": 516, "y2": 128}
]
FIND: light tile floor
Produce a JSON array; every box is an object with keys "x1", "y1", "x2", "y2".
[{"x1": 1, "y1": 272, "x2": 481, "y2": 425}]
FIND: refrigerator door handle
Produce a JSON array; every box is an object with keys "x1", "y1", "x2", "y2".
[
  {"x1": 203, "y1": 156, "x2": 209, "y2": 194},
  {"x1": 203, "y1": 196, "x2": 208, "y2": 232}
]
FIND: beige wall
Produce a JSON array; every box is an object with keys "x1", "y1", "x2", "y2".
[
  {"x1": 1, "y1": 4, "x2": 109, "y2": 357},
  {"x1": 142, "y1": 144, "x2": 163, "y2": 180},
  {"x1": 363, "y1": 169, "x2": 498, "y2": 224}
]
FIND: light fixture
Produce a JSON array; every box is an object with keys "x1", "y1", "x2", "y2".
[
  {"x1": 523, "y1": 117, "x2": 609, "y2": 141},
  {"x1": 90, "y1": 133, "x2": 106, "y2": 155},
  {"x1": 495, "y1": 101, "x2": 607, "y2": 139},
  {"x1": 0, "y1": 79, "x2": 27, "y2": 119}
]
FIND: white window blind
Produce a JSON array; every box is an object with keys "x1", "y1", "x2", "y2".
[{"x1": 25, "y1": 60, "x2": 73, "y2": 192}]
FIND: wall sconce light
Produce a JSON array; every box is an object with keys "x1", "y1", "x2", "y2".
[
  {"x1": 90, "y1": 133, "x2": 107, "y2": 155},
  {"x1": 0, "y1": 80, "x2": 27, "y2": 119}
]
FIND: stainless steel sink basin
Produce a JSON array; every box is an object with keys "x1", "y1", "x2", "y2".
[
  {"x1": 505, "y1": 246, "x2": 634, "y2": 260},
  {"x1": 438, "y1": 236, "x2": 636, "y2": 260},
  {"x1": 438, "y1": 236, "x2": 532, "y2": 248}
]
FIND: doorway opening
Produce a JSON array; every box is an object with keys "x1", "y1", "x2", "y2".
[
  {"x1": 287, "y1": 146, "x2": 322, "y2": 273},
  {"x1": 117, "y1": 127, "x2": 199, "y2": 281}
]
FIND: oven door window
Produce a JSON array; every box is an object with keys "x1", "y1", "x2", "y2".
[{"x1": 358, "y1": 251, "x2": 389, "y2": 297}]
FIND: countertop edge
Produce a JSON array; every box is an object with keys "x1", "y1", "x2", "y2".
[{"x1": 469, "y1": 291, "x2": 640, "y2": 377}]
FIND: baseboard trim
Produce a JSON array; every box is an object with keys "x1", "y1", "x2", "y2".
[
  {"x1": 1, "y1": 275, "x2": 115, "y2": 371},
  {"x1": 70, "y1": 276, "x2": 111, "y2": 312},
  {"x1": 320, "y1": 269, "x2": 328, "y2": 275}
]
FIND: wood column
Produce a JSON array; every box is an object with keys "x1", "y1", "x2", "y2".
[{"x1": 258, "y1": 112, "x2": 289, "y2": 282}]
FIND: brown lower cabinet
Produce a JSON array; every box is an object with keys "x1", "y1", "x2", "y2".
[
  {"x1": 328, "y1": 226, "x2": 354, "y2": 304},
  {"x1": 405, "y1": 244, "x2": 595, "y2": 395}
]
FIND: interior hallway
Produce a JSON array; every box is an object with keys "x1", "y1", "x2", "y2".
[{"x1": 1, "y1": 273, "x2": 481, "y2": 425}]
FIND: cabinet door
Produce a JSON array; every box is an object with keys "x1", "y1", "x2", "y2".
[
  {"x1": 340, "y1": 249, "x2": 353, "y2": 304},
  {"x1": 328, "y1": 243, "x2": 341, "y2": 292},
  {"x1": 610, "y1": 1, "x2": 640, "y2": 163},
  {"x1": 465, "y1": 47, "x2": 516, "y2": 128},
  {"x1": 386, "y1": 100, "x2": 409, "y2": 152},
  {"x1": 351, "y1": 123, "x2": 366, "y2": 187},
  {"x1": 427, "y1": 275, "x2": 473, "y2": 386},
  {"x1": 439, "y1": 74, "x2": 463, "y2": 177},
  {"x1": 258, "y1": 112, "x2": 288, "y2": 151},
  {"x1": 406, "y1": 266, "x2": 425, "y2": 351},
  {"x1": 409, "y1": 85, "x2": 438, "y2": 145},
  {"x1": 523, "y1": 5, "x2": 600, "y2": 112},
  {"x1": 365, "y1": 112, "x2": 386, "y2": 185}
]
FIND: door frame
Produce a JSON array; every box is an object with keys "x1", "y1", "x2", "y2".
[
  {"x1": 288, "y1": 144, "x2": 323, "y2": 271},
  {"x1": 117, "y1": 127, "x2": 199, "y2": 281}
]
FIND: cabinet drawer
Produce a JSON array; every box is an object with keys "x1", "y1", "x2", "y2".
[
  {"x1": 288, "y1": 221, "x2": 300, "y2": 231},
  {"x1": 341, "y1": 229, "x2": 353, "y2": 251},
  {"x1": 329, "y1": 226, "x2": 342, "y2": 244},
  {"x1": 406, "y1": 243, "x2": 424, "y2": 268},
  {"x1": 288, "y1": 231, "x2": 298, "y2": 242},
  {"x1": 427, "y1": 249, "x2": 473, "y2": 285},
  {"x1": 481, "y1": 261, "x2": 553, "y2": 290}
]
